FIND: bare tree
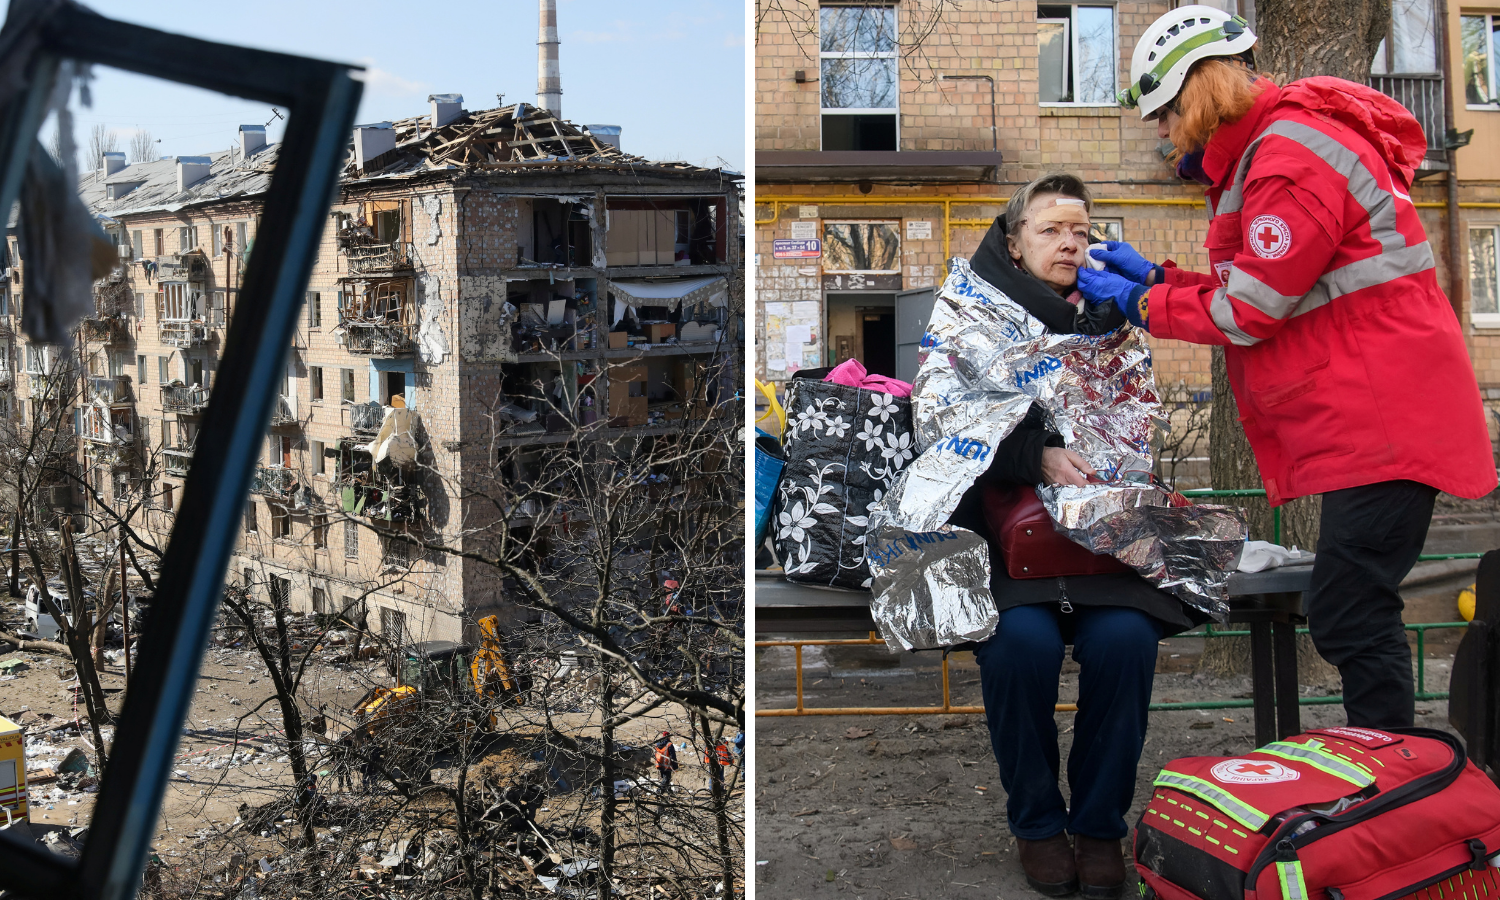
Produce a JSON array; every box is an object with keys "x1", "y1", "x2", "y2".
[
  {"x1": 88, "y1": 123, "x2": 119, "y2": 172},
  {"x1": 129, "y1": 128, "x2": 156, "y2": 163}
]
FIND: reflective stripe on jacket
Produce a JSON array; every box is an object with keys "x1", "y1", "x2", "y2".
[{"x1": 1149, "y1": 78, "x2": 1496, "y2": 505}]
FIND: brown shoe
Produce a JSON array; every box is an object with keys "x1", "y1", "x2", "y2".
[
  {"x1": 1074, "y1": 836, "x2": 1127, "y2": 900},
  {"x1": 1017, "y1": 833, "x2": 1078, "y2": 897}
]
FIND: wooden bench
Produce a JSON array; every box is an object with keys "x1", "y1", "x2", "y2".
[{"x1": 755, "y1": 563, "x2": 1316, "y2": 747}]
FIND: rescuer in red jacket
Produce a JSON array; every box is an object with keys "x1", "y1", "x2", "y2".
[{"x1": 1076, "y1": 6, "x2": 1497, "y2": 729}]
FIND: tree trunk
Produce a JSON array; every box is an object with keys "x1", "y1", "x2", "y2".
[
  {"x1": 1253, "y1": 0, "x2": 1390, "y2": 84},
  {"x1": 701, "y1": 713, "x2": 736, "y2": 900},
  {"x1": 596, "y1": 661, "x2": 617, "y2": 900}
]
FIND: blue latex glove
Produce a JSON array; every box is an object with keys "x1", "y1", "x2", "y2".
[
  {"x1": 1089, "y1": 240, "x2": 1163, "y2": 285},
  {"x1": 1077, "y1": 267, "x2": 1149, "y2": 329}
]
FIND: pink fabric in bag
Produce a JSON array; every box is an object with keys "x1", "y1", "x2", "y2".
[{"x1": 824, "y1": 358, "x2": 913, "y2": 398}]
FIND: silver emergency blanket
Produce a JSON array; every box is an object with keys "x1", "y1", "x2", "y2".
[{"x1": 866, "y1": 258, "x2": 1246, "y2": 651}]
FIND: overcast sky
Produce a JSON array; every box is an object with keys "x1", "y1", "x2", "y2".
[{"x1": 8, "y1": 0, "x2": 745, "y2": 172}]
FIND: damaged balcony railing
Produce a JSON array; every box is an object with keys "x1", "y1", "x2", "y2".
[
  {"x1": 250, "y1": 464, "x2": 298, "y2": 500},
  {"x1": 88, "y1": 375, "x2": 132, "y2": 405},
  {"x1": 163, "y1": 445, "x2": 193, "y2": 476},
  {"x1": 348, "y1": 400, "x2": 385, "y2": 434},
  {"x1": 81, "y1": 315, "x2": 128, "y2": 344},
  {"x1": 342, "y1": 239, "x2": 412, "y2": 276},
  {"x1": 343, "y1": 320, "x2": 415, "y2": 355},
  {"x1": 269, "y1": 395, "x2": 297, "y2": 426},
  {"x1": 334, "y1": 471, "x2": 425, "y2": 523},
  {"x1": 161, "y1": 383, "x2": 210, "y2": 414},
  {"x1": 160, "y1": 318, "x2": 209, "y2": 347}
]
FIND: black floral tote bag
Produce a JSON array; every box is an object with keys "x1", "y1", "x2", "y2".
[{"x1": 770, "y1": 375, "x2": 915, "y2": 589}]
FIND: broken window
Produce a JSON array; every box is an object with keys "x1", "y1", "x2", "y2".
[
  {"x1": 311, "y1": 585, "x2": 327, "y2": 614},
  {"x1": 338, "y1": 279, "x2": 414, "y2": 354},
  {"x1": 312, "y1": 514, "x2": 328, "y2": 548},
  {"x1": 341, "y1": 367, "x2": 356, "y2": 403},
  {"x1": 311, "y1": 367, "x2": 324, "y2": 401},
  {"x1": 270, "y1": 505, "x2": 291, "y2": 539},
  {"x1": 344, "y1": 519, "x2": 359, "y2": 558},
  {"x1": 245, "y1": 501, "x2": 258, "y2": 534}
]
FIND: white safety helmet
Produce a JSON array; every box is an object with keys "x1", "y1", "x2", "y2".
[{"x1": 1119, "y1": 5, "x2": 1257, "y2": 119}]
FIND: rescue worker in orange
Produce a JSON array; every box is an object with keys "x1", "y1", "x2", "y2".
[
  {"x1": 704, "y1": 741, "x2": 732, "y2": 791},
  {"x1": 652, "y1": 731, "x2": 678, "y2": 794},
  {"x1": 1077, "y1": 7, "x2": 1496, "y2": 731}
]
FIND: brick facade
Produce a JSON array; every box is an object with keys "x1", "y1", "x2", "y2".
[{"x1": 3, "y1": 107, "x2": 741, "y2": 645}]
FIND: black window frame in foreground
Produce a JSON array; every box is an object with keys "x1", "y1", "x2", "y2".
[{"x1": 0, "y1": 3, "x2": 362, "y2": 899}]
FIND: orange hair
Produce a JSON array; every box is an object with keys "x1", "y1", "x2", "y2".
[{"x1": 1167, "y1": 58, "x2": 1268, "y2": 162}]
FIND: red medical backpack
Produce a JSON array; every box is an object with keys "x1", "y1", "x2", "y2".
[{"x1": 1134, "y1": 728, "x2": 1500, "y2": 900}]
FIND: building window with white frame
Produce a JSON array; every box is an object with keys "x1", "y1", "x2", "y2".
[
  {"x1": 819, "y1": 4, "x2": 898, "y2": 151},
  {"x1": 1470, "y1": 226, "x2": 1500, "y2": 326},
  {"x1": 1463, "y1": 13, "x2": 1500, "y2": 106},
  {"x1": 1037, "y1": 5, "x2": 1117, "y2": 106}
]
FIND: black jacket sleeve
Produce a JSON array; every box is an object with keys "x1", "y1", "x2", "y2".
[{"x1": 980, "y1": 403, "x2": 1064, "y2": 487}]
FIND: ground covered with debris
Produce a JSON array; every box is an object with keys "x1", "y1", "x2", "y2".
[
  {"x1": 2, "y1": 591, "x2": 744, "y2": 899},
  {"x1": 753, "y1": 640, "x2": 1460, "y2": 900}
]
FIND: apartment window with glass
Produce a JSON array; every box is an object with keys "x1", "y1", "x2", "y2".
[
  {"x1": 1037, "y1": 5, "x2": 1116, "y2": 105},
  {"x1": 178, "y1": 226, "x2": 198, "y2": 252},
  {"x1": 344, "y1": 519, "x2": 359, "y2": 559},
  {"x1": 1463, "y1": 13, "x2": 1500, "y2": 106},
  {"x1": 312, "y1": 439, "x2": 325, "y2": 476},
  {"x1": 153, "y1": 228, "x2": 163, "y2": 256},
  {"x1": 131, "y1": 230, "x2": 143, "y2": 259},
  {"x1": 823, "y1": 221, "x2": 901, "y2": 273},
  {"x1": 820, "y1": 4, "x2": 898, "y2": 150},
  {"x1": 308, "y1": 291, "x2": 321, "y2": 328},
  {"x1": 1470, "y1": 226, "x2": 1500, "y2": 326}
]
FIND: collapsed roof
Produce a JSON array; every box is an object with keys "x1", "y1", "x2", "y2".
[
  {"x1": 52, "y1": 103, "x2": 734, "y2": 222},
  {"x1": 349, "y1": 101, "x2": 726, "y2": 179}
]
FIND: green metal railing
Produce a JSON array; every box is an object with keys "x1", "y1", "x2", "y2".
[{"x1": 1149, "y1": 621, "x2": 1468, "y2": 710}]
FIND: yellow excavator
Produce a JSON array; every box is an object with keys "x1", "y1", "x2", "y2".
[{"x1": 344, "y1": 616, "x2": 518, "y2": 737}]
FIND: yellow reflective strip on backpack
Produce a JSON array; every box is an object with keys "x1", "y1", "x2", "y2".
[
  {"x1": 1153, "y1": 771, "x2": 1270, "y2": 831},
  {"x1": 1258, "y1": 741, "x2": 1374, "y2": 787},
  {"x1": 1277, "y1": 860, "x2": 1309, "y2": 900}
]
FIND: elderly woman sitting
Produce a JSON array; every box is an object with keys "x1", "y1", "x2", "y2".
[{"x1": 945, "y1": 173, "x2": 1204, "y2": 899}]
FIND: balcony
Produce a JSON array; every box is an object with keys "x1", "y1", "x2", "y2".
[
  {"x1": 81, "y1": 316, "x2": 129, "y2": 344},
  {"x1": 1368, "y1": 74, "x2": 1447, "y2": 169},
  {"x1": 334, "y1": 471, "x2": 425, "y2": 524},
  {"x1": 250, "y1": 464, "x2": 298, "y2": 501},
  {"x1": 164, "y1": 446, "x2": 193, "y2": 476},
  {"x1": 160, "y1": 319, "x2": 209, "y2": 347},
  {"x1": 342, "y1": 320, "x2": 415, "y2": 356},
  {"x1": 349, "y1": 400, "x2": 385, "y2": 435},
  {"x1": 269, "y1": 395, "x2": 298, "y2": 426},
  {"x1": 343, "y1": 240, "x2": 413, "y2": 276},
  {"x1": 161, "y1": 383, "x2": 210, "y2": 414},
  {"x1": 81, "y1": 405, "x2": 133, "y2": 445},
  {"x1": 88, "y1": 375, "x2": 133, "y2": 405},
  {"x1": 26, "y1": 373, "x2": 65, "y2": 398}
]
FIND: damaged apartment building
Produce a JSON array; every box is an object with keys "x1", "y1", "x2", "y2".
[{"x1": 0, "y1": 95, "x2": 742, "y2": 644}]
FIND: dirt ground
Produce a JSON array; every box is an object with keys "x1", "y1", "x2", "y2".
[
  {"x1": 0, "y1": 592, "x2": 735, "y2": 867},
  {"x1": 752, "y1": 638, "x2": 1461, "y2": 900}
]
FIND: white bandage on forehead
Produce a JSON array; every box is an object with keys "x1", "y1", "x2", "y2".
[{"x1": 1033, "y1": 196, "x2": 1090, "y2": 226}]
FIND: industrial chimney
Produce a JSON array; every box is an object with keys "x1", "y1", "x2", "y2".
[{"x1": 537, "y1": 0, "x2": 562, "y2": 117}]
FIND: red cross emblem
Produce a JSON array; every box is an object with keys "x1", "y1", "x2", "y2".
[
  {"x1": 1248, "y1": 215, "x2": 1291, "y2": 259},
  {"x1": 1235, "y1": 763, "x2": 1276, "y2": 775}
]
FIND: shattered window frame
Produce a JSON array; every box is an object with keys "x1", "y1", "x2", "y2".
[{"x1": 0, "y1": 3, "x2": 362, "y2": 898}]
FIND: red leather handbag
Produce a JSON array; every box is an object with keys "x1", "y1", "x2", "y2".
[{"x1": 980, "y1": 482, "x2": 1133, "y2": 579}]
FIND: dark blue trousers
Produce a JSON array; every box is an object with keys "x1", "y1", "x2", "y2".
[{"x1": 974, "y1": 603, "x2": 1161, "y2": 841}]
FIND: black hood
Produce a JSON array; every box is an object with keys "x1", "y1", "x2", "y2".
[{"x1": 968, "y1": 216, "x2": 1124, "y2": 336}]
